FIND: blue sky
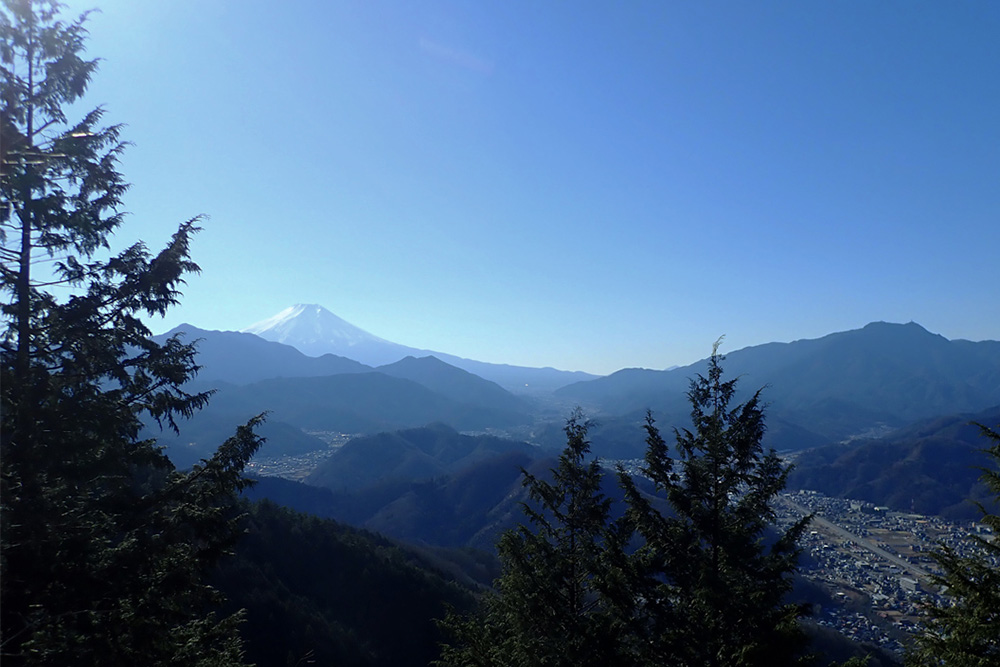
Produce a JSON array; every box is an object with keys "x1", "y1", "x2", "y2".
[{"x1": 61, "y1": 0, "x2": 999, "y2": 375}]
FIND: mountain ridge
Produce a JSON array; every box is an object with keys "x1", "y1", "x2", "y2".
[
  {"x1": 156, "y1": 323, "x2": 371, "y2": 384},
  {"x1": 240, "y1": 303, "x2": 599, "y2": 391},
  {"x1": 787, "y1": 404, "x2": 1000, "y2": 520},
  {"x1": 555, "y1": 321, "x2": 1000, "y2": 445},
  {"x1": 244, "y1": 304, "x2": 400, "y2": 357}
]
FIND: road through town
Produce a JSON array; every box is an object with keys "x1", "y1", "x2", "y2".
[{"x1": 780, "y1": 496, "x2": 932, "y2": 582}]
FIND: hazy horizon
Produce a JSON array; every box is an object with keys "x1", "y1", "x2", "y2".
[
  {"x1": 62, "y1": 1, "x2": 999, "y2": 375},
  {"x1": 161, "y1": 305, "x2": 996, "y2": 376}
]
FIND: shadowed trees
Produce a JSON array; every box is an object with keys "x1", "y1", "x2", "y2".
[
  {"x1": 906, "y1": 423, "x2": 1000, "y2": 667},
  {"x1": 2, "y1": 1, "x2": 260, "y2": 663},
  {"x1": 439, "y1": 348, "x2": 811, "y2": 665},
  {"x1": 615, "y1": 344, "x2": 810, "y2": 666},
  {"x1": 437, "y1": 411, "x2": 625, "y2": 666}
]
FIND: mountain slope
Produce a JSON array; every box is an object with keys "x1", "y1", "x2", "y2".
[
  {"x1": 787, "y1": 405, "x2": 1000, "y2": 521},
  {"x1": 215, "y1": 500, "x2": 475, "y2": 667},
  {"x1": 150, "y1": 409, "x2": 331, "y2": 469},
  {"x1": 251, "y1": 451, "x2": 538, "y2": 551},
  {"x1": 196, "y1": 372, "x2": 530, "y2": 433},
  {"x1": 557, "y1": 322, "x2": 1000, "y2": 442},
  {"x1": 291, "y1": 424, "x2": 546, "y2": 550},
  {"x1": 376, "y1": 356, "x2": 530, "y2": 414},
  {"x1": 155, "y1": 323, "x2": 370, "y2": 385},
  {"x1": 306, "y1": 423, "x2": 537, "y2": 492},
  {"x1": 242, "y1": 304, "x2": 598, "y2": 391},
  {"x1": 259, "y1": 451, "x2": 633, "y2": 552},
  {"x1": 144, "y1": 341, "x2": 537, "y2": 468},
  {"x1": 244, "y1": 304, "x2": 415, "y2": 365}
]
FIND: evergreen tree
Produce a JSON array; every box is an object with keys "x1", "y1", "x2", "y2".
[
  {"x1": 437, "y1": 411, "x2": 625, "y2": 666},
  {"x1": 1, "y1": 1, "x2": 261, "y2": 663},
  {"x1": 616, "y1": 343, "x2": 810, "y2": 667},
  {"x1": 906, "y1": 423, "x2": 1000, "y2": 667}
]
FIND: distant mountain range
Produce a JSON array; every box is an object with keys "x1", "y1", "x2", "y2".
[
  {"x1": 174, "y1": 313, "x2": 999, "y2": 666},
  {"x1": 787, "y1": 404, "x2": 1000, "y2": 521},
  {"x1": 243, "y1": 304, "x2": 404, "y2": 364},
  {"x1": 242, "y1": 304, "x2": 599, "y2": 392},
  {"x1": 556, "y1": 321, "x2": 1000, "y2": 453},
  {"x1": 154, "y1": 315, "x2": 1000, "y2": 507},
  {"x1": 150, "y1": 325, "x2": 538, "y2": 466},
  {"x1": 160, "y1": 323, "x2": 369, "y2": 385}
]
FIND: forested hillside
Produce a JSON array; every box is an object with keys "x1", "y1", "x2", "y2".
[
  {"x1": 1, "y1": 3, "x2": 262, "y2": 662},
  {"x1": 214, "y1": 501, "x2": 476, "y2": 667},
  {"x1": 3, "y1": 3, "x2": 997, "y2": 666},
  {"x1": 788, "y1": 405, "x2": 1000, "y2": 520}
]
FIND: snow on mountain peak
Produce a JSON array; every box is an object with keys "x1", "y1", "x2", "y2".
[{"x1": 242, "y1": 304, "x2": 391, "y2": 351}]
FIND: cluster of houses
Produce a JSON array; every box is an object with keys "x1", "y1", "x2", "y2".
[
  {"x1": 778, "y1": 489, "x2": 997, "y2": 656},
  {"x1": 246, "y1": 430, "x2": 354, "y2": 480}
]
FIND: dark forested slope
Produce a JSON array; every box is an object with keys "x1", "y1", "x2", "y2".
[
  {"x1": 787, "y1": 405, "x2": 1000, "y2": 520},
  {"x1": 306, "y1": 423, "x2": 537, "y2": 491},
  {"x1": 215, "y1": 501, "x2": 476, "y2": 667}
]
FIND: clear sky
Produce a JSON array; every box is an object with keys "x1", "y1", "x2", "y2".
[{"x1": 59, "y1": 0, "x2": 999, "y2": 375}]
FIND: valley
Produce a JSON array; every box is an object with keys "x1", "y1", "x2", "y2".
[
  {"x1": 246, "y1": 431, "x2": 354, "y2": 481},
  {"x1": 778, "y1": 491, "x2": 997, "y2": 656},
  {"x1": 248, "y1": 432, "x2": 998, "y2": 661},
  {"x1": 162, "y1": 308, "x2": 1000, "y2": 664},
  {"x1": 7, "y1": 4, "x2": 997, "y2": 663}
]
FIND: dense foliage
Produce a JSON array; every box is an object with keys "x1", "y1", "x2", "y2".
[
  {"x1": 906, "y1": 423, "x2": 1000, "y2": 667},
  {"x1": 437, "y1": 412, "x2": 626, "y2": 666},
  {"x1": 1, "y1": 1, "x2": 260, "y2": 663},
  {"x1": 440, "y1": 350, "x2": 813, "y2": 666},
  {"x1": 217, "y1": 500, "x2": 476, "y2": 667},
  {"x1": 215, "y1": 501, "x2": 472, "y2": 667},
  {"x1": 615, "y1": 345, "x2": 811, "y2": 666}
]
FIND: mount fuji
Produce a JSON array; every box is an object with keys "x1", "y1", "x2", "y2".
[
  {"x1": 243, "y1": 304, "x2": 417, "y2": 366},
  {"x1": 242, "y1": 304, "x2": 598, "y2": 391}
]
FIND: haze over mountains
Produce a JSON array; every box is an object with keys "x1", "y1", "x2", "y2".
[
  {"x1": 148, "y1": 304, "x2": 1000, "y2": 661},
  {"x1": 162, "y1": 322, "x2": 369, "y2": 385},
  {"x1": 242, "y1": 304, "x2": 598, "y2": 392},
  {"x1": 787, "y1": 404, "x2": 1000, "y2": 521},
  {"x1": 155, "y1": 308, "x2": 1000, "y2": 461},
  {"x1": 152, "y1": 307, "x2": 1000, "y2": 527},
  {"x1": 556, "y1": 321, "x2": 1000, "y2": 448},
  {"x1": 243, "y1": 304, "x2": 405, "y2": 364},
  {"x1": 247, "y1": 423, "x2": 652, "y2": 553},
  {"x1": 147, "y1": 338, "x2": 536, "y2": 466},
  {"x1": 152, "y1": 319, "x2": 987, "y2": 666}
]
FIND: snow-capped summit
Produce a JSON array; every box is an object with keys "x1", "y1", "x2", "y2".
[
  {"x1": 241, "y1": 304, "x2": 599, "y2": 390},
  {"x1": 242, "y1": 304, "x2": 402, "y2": 362}
]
